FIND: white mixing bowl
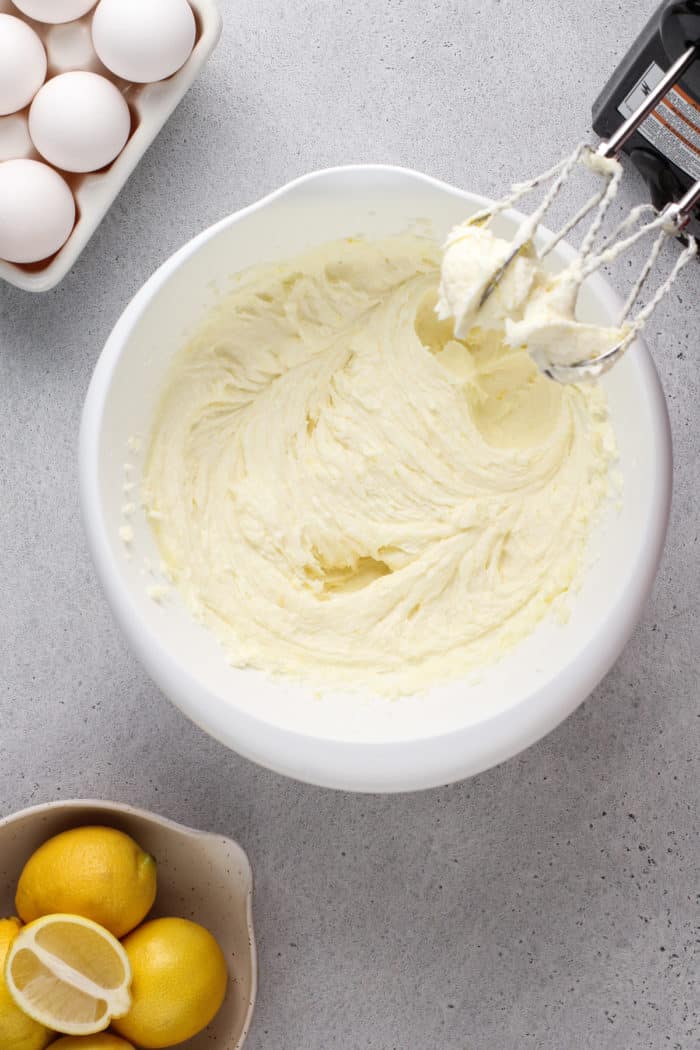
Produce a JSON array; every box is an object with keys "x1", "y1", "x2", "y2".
[{"x1": 80, "y1": 165, "x2": 672, "y2": 793}]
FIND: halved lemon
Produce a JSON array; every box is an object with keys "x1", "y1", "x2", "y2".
[{"x1": 4, "y1": 914, "x2": 132, "y2": 1036}]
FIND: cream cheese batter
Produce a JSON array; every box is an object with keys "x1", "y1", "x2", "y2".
[
  {"x1": 437, "y1": 151, "x2": 631, "y2": 373},
  {"x1": 438, "y1": 222, "x2": 629, "y2": 373},
  {"x1": 143, "y1": 236, "x2": 616, "y2": 694}
]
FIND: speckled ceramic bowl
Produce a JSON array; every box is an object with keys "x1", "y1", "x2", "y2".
[{"x1": 0, "y1": 799, "x2": 257, "y2": 1049}]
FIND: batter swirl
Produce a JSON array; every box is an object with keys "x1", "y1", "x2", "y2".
[{"x1": 144, "y1": 236, "x2": 615, "y2": 693}]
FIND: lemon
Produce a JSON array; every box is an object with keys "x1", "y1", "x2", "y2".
[
  {"x1": 16, "y1": 827, "x2": 157, "y2": 939},
  {"x1": 0, "y1": 918, "x2": 53, "y2": 1050},
  {"x1": 4, "y1": 914, "x2": 132, "y2": 1036},
  {"x1": 48, "y1": 1039, "x2": 134, "y2": 1050},
  {"x1": 47, "y1": 1038, "x2": 134, "y2": 1050},
  {"x1": 112, "y1": 918, "x2": 227, "y2": 1049}
]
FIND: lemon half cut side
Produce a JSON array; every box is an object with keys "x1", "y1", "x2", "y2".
[{"x1": 5, "y1": 914, "x2": 132, "y2": 1036}]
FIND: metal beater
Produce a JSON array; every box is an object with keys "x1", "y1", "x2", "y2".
[{"x1": 470, "y1": 35, "x2": 699, "y2": 384}]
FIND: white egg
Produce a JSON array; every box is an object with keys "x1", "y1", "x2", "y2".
[
  {"x1": 0, "y1": 15, "x2": 47, "y2": 116},
  {"x1": 0, "y1": 159, "x2": 75, "y2": 264},
  {"x1": 92, "y1": 0, "x2": 196, "y2": 83},
  {"x1": 11, "y1": 0, "x2": 98, "y2": 24},
  {"x1": 29, "y1": 71, "x2": 131, "y2": 173}
]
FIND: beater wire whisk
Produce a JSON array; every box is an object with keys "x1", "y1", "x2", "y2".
[{"x1": 468, "y1": 44, "x2": 699, "y2": 383}]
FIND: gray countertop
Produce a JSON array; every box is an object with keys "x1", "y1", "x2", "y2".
[{"x1": 1, "y1": 1, "x2": 698, "y2": 1047}]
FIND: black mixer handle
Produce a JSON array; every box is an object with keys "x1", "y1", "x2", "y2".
[{"x1": 662, "y1": 1, "x2": 700, "y2": 97}]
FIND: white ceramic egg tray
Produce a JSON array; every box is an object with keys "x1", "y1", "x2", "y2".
[{"x1": 0, "y1": 0, "x2": 222, "y2": 293}]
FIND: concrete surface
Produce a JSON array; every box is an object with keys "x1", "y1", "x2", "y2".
[{"x1": 1, "y1": 1, "x2": 698, "y2": 1047}]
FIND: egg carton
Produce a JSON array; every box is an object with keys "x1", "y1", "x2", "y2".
[{"x1": 0, "y1": 0, "x2": 222, "y2": 293}]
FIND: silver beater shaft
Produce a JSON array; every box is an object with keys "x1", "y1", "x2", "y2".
[
  {"x1": 476, "y1": 45, "x2": 698, "y2": 316},
  {"x1": 662, "y1": 177, "x2": 700, "y2": 231},
  {"x1": 598, "y1": 42, "x2": 699, "y2": 239},
  {"x1": 468, "y1": 42, "x2": 699, "y2": 384},
  {"x1": 597, "y1": 45, "x2": 697, "y2": 161}
]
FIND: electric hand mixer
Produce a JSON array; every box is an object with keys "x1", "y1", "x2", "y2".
[{"x1": 469, "y1": 0, "x2": 700, "y2": 383}]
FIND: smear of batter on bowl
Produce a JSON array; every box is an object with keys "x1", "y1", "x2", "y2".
[{"x1": 142, "y1": 235, "x2": 616, "y2": 694}]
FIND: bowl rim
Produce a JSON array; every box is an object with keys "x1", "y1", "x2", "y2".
[
  {"x1": 79, "y1": 163, "x2": 673, "y2": 792},
  {"x1": 0, "y1": 798, "x2": 258, "y2": 1049}
]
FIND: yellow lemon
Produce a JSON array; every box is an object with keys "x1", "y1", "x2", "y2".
[
  {"x1": 112, "y1": 918, "x2": 227, "y2": 1049},
  {"x1": 5, "y1": 914, "x2": 132, "y2": 1036},
  {"x1": 0, "y1": 918, "x2": 53, "y2": 1050},
  {"x1": 16, "y1": 827, "x2": 157, "y2": 939},
  {"x1": 47, "y1": 1037, "x2": 134, "y2": 1050}
]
